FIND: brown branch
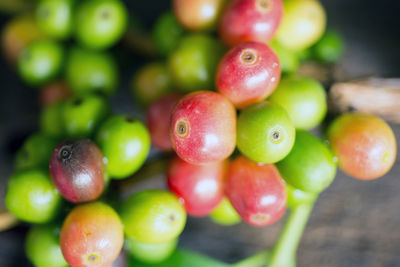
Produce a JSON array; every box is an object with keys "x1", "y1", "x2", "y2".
[
  {"x1": 0, "y1": 210, "x2": 18, "y2": 232},
  {"x1": 329, "y1": 77, "x2": 400, "y2": 123}
]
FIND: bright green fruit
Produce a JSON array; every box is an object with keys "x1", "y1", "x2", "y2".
[
  {"x1": 26, "y1": 223, "x2": 68, "y2": 267},
  {"x1": 18, "y1": 40, "x2": 64, "y2": 86},
  {"x1": 209, "y1": 197, "x2": 241, "y2": 226},
  {"x1": 40, "y1": 102, "x2": 65, "y2": 138},
  {"x1": 14, "y1": 133, "x2": 58, "y2": 171},
  {"x1": 286, "y1": 183, "x2": 317, "y2": 208},
  {"x1": 277, "y1": 130, "x2": 337, "y2": 194},
  {"x1": 75, "y1": 0, "x2": 128, "y2": 50},
  {"x1": 312, "y1": 29, "x2": 344, "y2": 63},
  {"x1": 168, "y1": 34, "x2": 224, "y2": 92},
  {"x1": 269, "y1": 40, "x2": 299, "y2": 73},
  {"x1": 5, "y1": 169, "x2": 61, "y2": 223},
  {"x1": 65, "y1": 47, "x2": 118, "y2": 96},
  {"x1": 153, "y1": 11, "x2": 185, "y2": 56},
  {"x1": 126, "y1": 236, "x2": 178, "y2": 264},
  {"x1": 63, "y1": 93, "x2": 110, "y2": 138},
  {"x1": 96, "y1": 115, "x2": 151, "y2": 179},
  {"x1": 120, "y1": 190, "x2": 186, "y2": 244},
  {"x1": 36, "y1": 0, "x2": 74, "y2": 39},
  {"x1": 237, "y1": 101, "x2": 296, "y2": 164},
  {"x1": 269, "y1": 75, "x2": 327, "y2": 130},
  {"x1": 276, "y1": 0, "x2": 326, "y2": 51},
  {"x1": 132, "y1": 62, "x2": 172, "y2": 106}
]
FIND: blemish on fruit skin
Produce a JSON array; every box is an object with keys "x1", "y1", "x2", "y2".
[
  {"x1": 86, "y1": 252, "x2": 102, "y2": 264},
  {"x1": 256, "y1": 0, "x2": 273, "y2": 13},
  {"x1": 251, "y1": 213, "x2": 270, "y2": 224}
]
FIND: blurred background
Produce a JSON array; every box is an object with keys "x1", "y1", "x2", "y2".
[{"x1": 0, "y1": 0, "x2": 399, "y2": 266}]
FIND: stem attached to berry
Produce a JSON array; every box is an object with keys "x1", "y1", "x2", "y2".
[{"x1": 268, "y1": 201, "x2": 315, "y2": 267}]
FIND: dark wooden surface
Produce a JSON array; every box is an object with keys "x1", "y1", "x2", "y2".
[{"x1": 1, "y1": 0, "x2": 400, "y2": 266}]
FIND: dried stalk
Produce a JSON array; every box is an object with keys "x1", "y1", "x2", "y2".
[{"x1": 329, "y1": 77, "x2": 400, "y2": 123}]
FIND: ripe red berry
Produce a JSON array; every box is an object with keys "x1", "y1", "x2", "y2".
[
  {"x1": 167, "y1": 156, "x2": 227, "y2": 216},
  {"x1": 170, "y1": 91, "x2": 236, "y2": 165},
  {"x1": 226, "y1": 156, "x2": 286, "y2": 226},
  {"x1": 49, "y1": 139, "x2": 105, "y2": 203},
  {"x1": 146, "y1": 93, "x2": 182, "y2": 152},
  {"x1": 216, "y1": 41, "x2": 281, "y2": 108},
  {"x1": 219, "y1": 0, "x2": 283, "y2": 47},
  {"x1": 60, "y1": 202, "x2": 124, "y2": 267}
]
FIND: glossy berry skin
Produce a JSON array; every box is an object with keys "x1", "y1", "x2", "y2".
[
  {"x1": 62, "y1": 93, "x2": 110, "y2": 138},
  {"x1": 14, "y1": 132, "x2": 58, "y2": 171},
  {"x1": 152, "y1": 11, "x2": 185, "y2": 56},
  {"x1": 276, "y1": 0, "x2": 326, "y2": 50},
  {"x1": 147, "y1": 93, "x2": 181, "y2": 151},
  {"x1": 5, "y1": 169, "x2": 61, "y2": 223},
  {"x1": 168, "y1": 34, "x2": 224, "y2": 92},
  {"x1": 167, "y1": 156, "x2": 226, "y2": 216},
  {"x1": 269, "y1": 75, "x2": 327, "y2": 130},
  {"x1": 18, "y1": 40, "x2": 64, "y2": 86},
  {"x1": 36, "y1": 0, "x2": 74, "y2": 39},
  {"x1": 237, "y1": 101, "x2": 295, "y2": 164},
  {"x1": 170, "y1": 91, "x2": 236, "y2": 165},
  {"x1": 216, "y1": 41, "x2": 281, "y2": 108},
  {"x1": 50, "y1": 139, "x2": 105, "y2": 203},
  {"x1": 327, "y1": 113, "x2": 396, "y2": 180},
  {"x1": 120, "y1": 190, "x2": 187, "y2": 244},
  {"x1": 39, "y1": 80, "x2": 72, "y2": 107},
  {"x1": 66, "y1": 47, "x2": 118, "y2": 96},
  {"x1": 277, "y1": 130, "x2": 337, "y2": 193},
  {"x1": 226, "y1": 156, "x2": 286, "y2": 226},
  {"x1": 269, "y1": 39, "x2": 299, "y2": 73},
  {"x1": 60, "y1": 202, "x2": 124, "y2": 267},
  {"x1": 219, "y1": 0, "x2": 283, "y2": 47},
  {"x1": 210, "y1": 197, "x2": 241, "y2": 226},
  {"x1": 2, "y1": 14, "x2": 44, "y2": 65},
  {"x1": 96, "y1": 115, "x2": 151, "y2": 179},
  {"x1": 75, "y1": 0, "x2": 128, "y2": 50},
  {"x1": 25, "y1": 223, "x2": 68, "y2": 267},
  {"x1": 132, "y1": 62, "x2": 172, "y2": 106},
  {"x1": 40, "y1": 102, "x2": 65, "y2": 138},
  {"x1": 173, "y1": 0, "x2": 226, "y2": 31},
  {"x1": 125, "y1": 236, "x2": 178, "y2": 264}
]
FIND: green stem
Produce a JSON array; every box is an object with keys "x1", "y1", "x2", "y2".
[
  {"x1": 233, "y1": 250, "x2": 271, "y2": 267},
  {"x1": 268, "y1": 202, "x2": 315, "y2": 267}
]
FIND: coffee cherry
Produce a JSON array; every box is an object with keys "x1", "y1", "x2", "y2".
[
  {"x1": 39, "y1": 80, "x2": 72, "y2": 108},
  {"x1": 5, "y1": 169, "x2": 61, "y2": 223},
  {"x1": 96, "y1": 115, "x2": 151, "y2": 179},
  {"x1": 125, "y1": 236, "x2": 178, "y2": 264},
  {"x1": 120, "y1": 190, "x2": 187, "y2": 244},
  {"x1": 74, "y1": 0, "x2": 128, "y2": 50},
  {"x1": 237, "y1": 101, "x2": 295, "y2": 163},
  {"x1": 40, "y1": 102, "x2": 65, "y2": 138},
  {"x1": 132, "y1": 62, "x2": 172, "y2": 106},
  {"x1": 36, "y1": 0, "x2": 74, "y2": 39},
  {"x1": 167, "y1": 156, "x2": 226, "y2": 216},
  {"x1": 18, "y1": 40, "x2": 64, "y2": 86},
  {"x1": 327, "y1": 113, "x2": 396, "y2": 180},
  {"x1": 66, "y1": 47, "x2": 118, "y2": 96},
  {"x1": 146, "y1": 93, "x2": 182, "y2": 151},
  {"x1": 60, "y1": 202, "x2": 124, "y2": 267},
  {"x1": 170, "y1": 91, "x2": 236, "y2": 165},
  {"x1": 25, "y1": 223, "x2": 68, "y2": 267},
  {"x1": 269, "y1": 75, "x2": 327, "y2": 130},
  {"x1": 168, "y1": 34, "x2": 224, "y2": 92},
  {"x1": 226, "y1": 156, "x2": 287, "y2": 226},
  {"x1": 219, "y1": 0, "x2": 283, "y2": 47},
  {"x1": 173, "y1": 0, "x2": 226, "y2": 31},
  {"x1": 50, "y1": 139, "x2": 105, "y2": 203},
  {"x1": 216, "y1": 41, "x2": 281, "y2": 108},
  {"x1": 210, "y1": 197, "x2": 241, "y2": 226},
  {"x1": 277, "y1": 130, "x2": 337, "y2": 193},
  {"x1": 276, "y1": 0, "x2": 326, "y2": 50}
]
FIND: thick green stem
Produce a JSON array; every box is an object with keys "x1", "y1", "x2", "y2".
[{"x1": 268, "y1": 202, "x2": 315, "y2": 267}]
